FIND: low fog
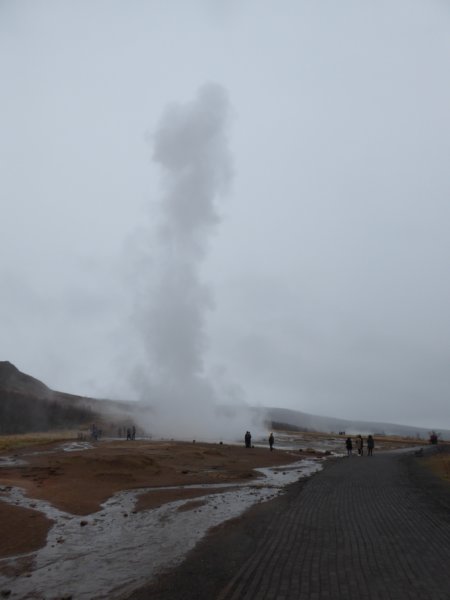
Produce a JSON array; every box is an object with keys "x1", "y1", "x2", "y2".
[{"x1": 1, "y1": 1, "x2": 450, "y2": 434}]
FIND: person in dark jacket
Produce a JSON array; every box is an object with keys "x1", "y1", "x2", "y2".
[
  {"x1": 269, "y1": 432, "x2": 274, "y2": 451},
  {"x1": 367, "y1": 435, "x2": 374, "y2": 456},
  {"x1": 345, "y1": 437, "x2": 353, "y2": 456},
  {"x1": 245, "y1": 431, "x2": 251, "y2": 448}
]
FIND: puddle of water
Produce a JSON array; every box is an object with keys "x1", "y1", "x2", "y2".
[
  {"x1": 257, "y1": 432, "x2": 348, "y2": 457},
  {"x1": 20, "y1": 441, "x2": 95, "y2": 458},
  {"x1": 0, "y1": 459, "x2": 322, "y2": 599},
  {"x1": 61, "y1": 441, "x2": 94, "y2": 452},
  {"x1": 0, "y1": 442, "x2": 93, "y2": 470},
  {"x1": 0, "y1": 457, "x2": 27, "y2": 468}
]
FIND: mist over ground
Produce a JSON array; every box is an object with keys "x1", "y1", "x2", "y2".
[{"x1": 1, "y1": 1, "x2": 450, "y2": 433}]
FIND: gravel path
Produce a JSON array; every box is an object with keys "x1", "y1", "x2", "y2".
[{"x1": 128, "y1": 447, "x2": 450, "y2": 600}]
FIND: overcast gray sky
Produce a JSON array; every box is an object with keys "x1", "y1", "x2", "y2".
[{"x1": 1, "y1": 0, "x2": 450, "y2": 432}]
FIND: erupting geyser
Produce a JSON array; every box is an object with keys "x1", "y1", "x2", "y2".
[{"x1": 133, "y1": 83, "x2": 254, "y2": 440}]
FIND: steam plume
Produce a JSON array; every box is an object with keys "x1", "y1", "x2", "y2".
[{"x1": 134, "y1": 84, "x2": 255, "y2": 440}]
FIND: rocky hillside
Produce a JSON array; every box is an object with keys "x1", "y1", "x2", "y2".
[
  {"x1": 0, "y1": 361, "x2": 52, "y2": 397},
  {"x1": 0, "y1": 361, "x2": 98, "y2": 434}
]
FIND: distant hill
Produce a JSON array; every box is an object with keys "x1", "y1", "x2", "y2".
[
  {"x1": 0, "y1": 361, "x2": 52, "y2": 397},
  {"x1": 0, "y1": 361, "x2": 147, "y2": 435},
  {"x1": 1, "y1": 362, "x2": 448, "y2": 441},
  {"x1": 262, "y1": 407, "x2": 450, "y2": 441},
  {"x1": 0, "y1": 361, "x2": 101, "y2": 434}
]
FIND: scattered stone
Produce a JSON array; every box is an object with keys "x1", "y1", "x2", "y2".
[{"x1": 80, "y1": 520, "x2": 89, "y2": 527}]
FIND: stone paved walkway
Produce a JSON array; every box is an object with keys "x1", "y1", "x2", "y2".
[{"x1": 217, "y1": 448, "x2": 450, "y2": 600}]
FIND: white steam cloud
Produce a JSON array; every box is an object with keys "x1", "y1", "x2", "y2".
[
  {"x1": 132, "y1": 84, "x2": 262, "y2": 441},
  {"x1": 149, "y1": 83, "x2": 232, "y2": 382}
]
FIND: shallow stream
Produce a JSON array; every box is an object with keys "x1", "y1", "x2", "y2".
[{"x1": 0, "y1": 458, "x2": 322, "y2": 599}]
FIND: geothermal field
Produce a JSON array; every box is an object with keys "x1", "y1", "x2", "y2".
[{"x1": 0, "y1": 431, "x2": 423, "y2": 599}]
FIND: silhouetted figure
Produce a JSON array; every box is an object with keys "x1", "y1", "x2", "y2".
[
  {"x1": 345, "y1": 437, "x2": 353, "y2": 456},
  {"x1": 126, "y1": 428, "x2": 131, "y2": 441},
  {"x1": 269, "y1": 433, "x2": 274, "y2": 451},
  {"x1": 367, "y1": 435, "x2": 374, "y2": 456},
  {"x1": 132, "y1": 425, "x2": 136, "y2": 440},
  {"x1": 356, "y1": 435, "x2": 363, "y2": 456},
  {"x1": 92, "y1": 424, "x2": 98, "y2": 442},
  {"x1": 245, "y1": 431, "x2": 251, "y2": 448}
]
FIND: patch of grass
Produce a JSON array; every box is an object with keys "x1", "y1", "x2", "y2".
[
  {"x1": 0, "y1": 431, "x2": 77, "y2": 452},
  {"x1": 424, "y1": 448, "x2": 450, "y2": 484}
]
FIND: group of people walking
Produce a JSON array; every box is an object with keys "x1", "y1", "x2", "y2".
[{"x1": 345, "y1": 434, "x2": 374, "y2": 456}]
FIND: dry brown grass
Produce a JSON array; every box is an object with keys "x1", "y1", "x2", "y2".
[
  {"x1": 0, "y1": 431, "x2": 77, "y2": 453},
  {"x1": 423, "y1": 447, "x2": 450, "y2": 484}
]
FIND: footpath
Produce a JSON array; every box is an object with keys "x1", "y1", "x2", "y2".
[{"x1": 129, "y1": 447, "x2": 450, "y2": 600}]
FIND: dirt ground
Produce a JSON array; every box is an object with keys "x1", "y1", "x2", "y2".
[
  {"x1": 129, "y1": 445, "x2": 450, "y2": 600},
  {"x1": 0, "y1": 438, "x2": 312, "y2": 560},
  {"x1": 0, "y1": 433, "x2": 439, "y2": 575}
]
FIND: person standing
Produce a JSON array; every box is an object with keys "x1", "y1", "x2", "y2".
[
  {"x1": 269, "y1": 432, "x2": 274, "y2": 451},
  {"x1": 245, "y1": 431, "x2": 251, "y2": 448},
  {"x1": 367, "y1": 435, "x2": 374, "y2": 456},
  {"x1": 356, "y1": 435, "x2": 363, "y2": 456},
  {"x1": 345, "y1": 437, "x2": 353, "y2": 456}
]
